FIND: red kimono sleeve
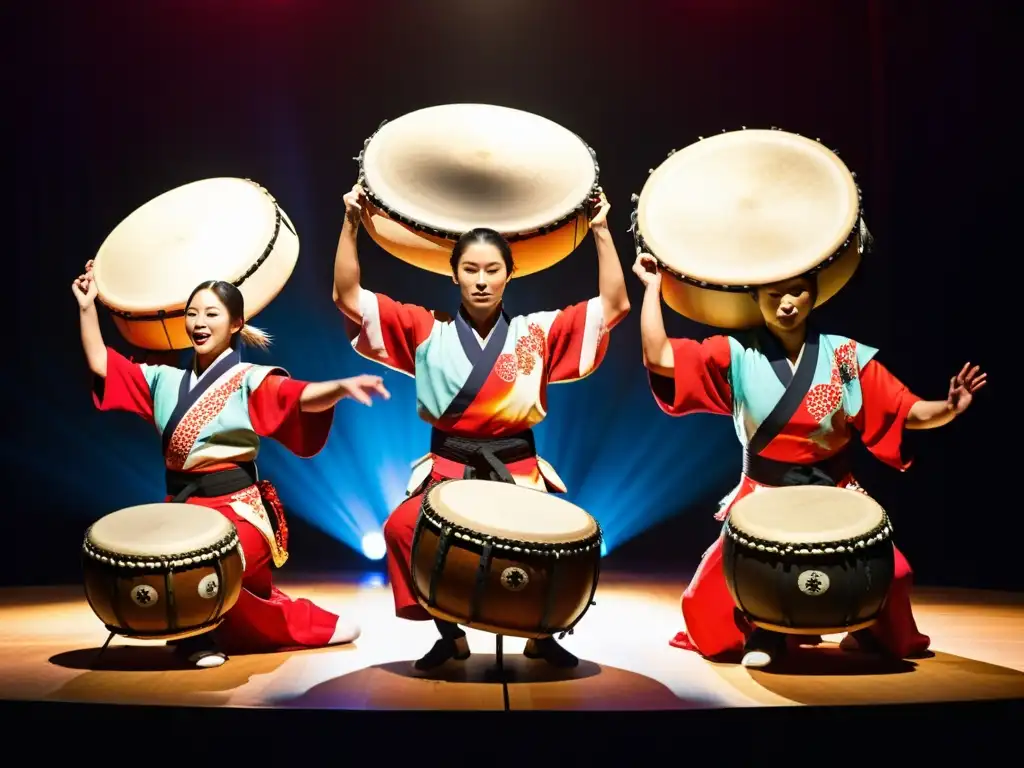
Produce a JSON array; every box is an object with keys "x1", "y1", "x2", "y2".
[
  {"x1": 348, "y1": 288, "x2": 436, "y2": 376},
  {"x1": 248, "y1": 374, "x2": 335, "y2": 459},
  {"x1": 851, "y1": 359, "x2": 922, "y2": 470},
  {"x1": 648, "y1": 335, "x2": 733, "y2": 417},
  {"x1": 92, "y1": 347, "x2": 155, "y2": 423},
  {"x1": 544, "y1": 298, "x2": 612, "y2": 383}
]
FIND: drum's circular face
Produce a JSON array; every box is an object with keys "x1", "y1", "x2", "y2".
[
  {"x1": 87, "y1": 503, "x2": 235, "y2": 558},
  {"x1": 429, "y1": 479, "x2": 597, "y2": 544},
  {"x1": 728, "y1": 486, "x2": 885, "y2": 544},
  {"x1": 362, "y1": 104, "x2": 596, "y2": 235},
  {"x1": 93, "y1": 178, "x2": 278, "y2": 313},
  {"x1": 637, "y1": 130, "x2": 859, "y2": 287}
]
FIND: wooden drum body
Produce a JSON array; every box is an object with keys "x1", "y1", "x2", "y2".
[
  {"x1": 410, "y1": 479, "x2": 602, "y2": 639},
  {"x1": 358, "y1": 104, "x2": 600, "y2": 278},
  {"x1": 632, "y1": 128, "x2": 866, "y2": 329},
  {"x1": 92, "y1": 177, "x2": 299, "y2": 350},
  {"x1": 722, "y1": 486, "x2": 895, "y2": 635},
  {"x1": 82, "y1": 503, "x2": 245, "y2": 640}
]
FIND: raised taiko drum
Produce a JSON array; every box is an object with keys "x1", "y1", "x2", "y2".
[
  {"x1": 82, "y1": 503, "x2": 245, "y2": 641},
  {"x1": 722, "y1": 485, "x2": 896, "y2": 636},
  {"x1": 91, "y1": 177, "x2": 299, "y2": 350},
  {"x1": 357, "y1": 103, "x2": 601, "y2": 278},
  {"x1": 632, "y1": 127, "x2": 870, "y2": 329},
  {"x1": 411, "y1": 479, "x2": 602, "y2": 639}
]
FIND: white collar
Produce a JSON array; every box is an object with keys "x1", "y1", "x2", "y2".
[{"x1": 190, "y1": 347, "x2": 234, "y2": 390}]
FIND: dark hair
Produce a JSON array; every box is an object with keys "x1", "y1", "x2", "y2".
[
  {"x1": 449, "y1": 228, "x2": 514, "y2": 275},
  {"x1": 185, "y1": 280, "x2": 270, "y2": 349}
]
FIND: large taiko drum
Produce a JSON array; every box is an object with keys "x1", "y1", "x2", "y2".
[
  {"x1": 82, "y1": 503, "x2": 245, "y2": 640},
  {"x1": 632, "y1": 128, "x2": 868, "y2": 329},
  {"x1": 92, "y1": 177, "x2": 299, "y2": 350},
  {"x1": 411, "y1": 479, "x2": 602, "y2": 639},
  {"x1": 357, "y1": 103, "x2": 600, "y2": 277},
  {"x1": 722, "y1": 486, "x2": 895, "y2": 635}
]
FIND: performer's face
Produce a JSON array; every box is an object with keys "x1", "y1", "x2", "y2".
[
  {"x1": 757, "y1": 277, "x2": 815, "y2": 331},
  {"x1": 453, "y1": 243, "x2": 510, "y2": 312},
  {"x1": 185, "y1": 289, "x2": 242, "y2": 356}
]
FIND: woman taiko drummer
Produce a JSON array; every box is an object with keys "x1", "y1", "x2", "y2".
[
  {"x1": 634, "y1": 254, "x2": 987, "y2": 668},
  {"x1": 332, "y1": 183, "x2": 630, "y2": 671},
  {"x1": 73, "y1": 261, "x2": 390, "y2": 668}
]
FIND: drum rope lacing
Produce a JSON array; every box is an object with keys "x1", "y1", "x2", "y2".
[
  {"x1": 628, "y1": 126, "x2": 869, "y2": 293},
  {"x1": 723, "y1": 511, "x2": 892, "y2": 556},
  {"x1": 82, "y1": 529, "x2": 241, "y2": 571},
  {"x1": 355, "y1": 119, "x2": 602, "y2": 242},
  {"x1": 101, "y1": 179, "x2": 292, "y2": 324},
  {"x1": 420, "y1": 484, "x2": 603, "y2": 558}
]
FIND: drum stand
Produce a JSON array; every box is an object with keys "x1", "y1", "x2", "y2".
[
  {"x1": 484, "y1": 634, "x2": 515, "y2": 684},
  {"x1": 93, "y1": 630, "x2": 118, "y2": 667}
]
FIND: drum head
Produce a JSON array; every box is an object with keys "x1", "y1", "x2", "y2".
[
  {"x1": 728, "y1": 486, "x2": 885, "y2": 545},
  {"x1": 637, "y1": 130, "x2": 860, "y2": 323},
  {"x1": 362, "y1": 104, "x2": 597, "y2": 236},
  {"x1": 87, "y1": 503, "x2": 236, "y2": 558},
  {"x1": 427, "y1": 479, "x2": 598, "y2": 544},
  {"x1": 93, "y1": 178, "x2": 295, "y2": 315}
]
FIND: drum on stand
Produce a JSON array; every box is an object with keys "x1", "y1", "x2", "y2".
[
  {"x1": 411, "y1": 479, "x2": 602, "y2": 639},
  {"x1": 722, "y1": 486, "x2": 895, "y2": 635},
  {"x1": 631, "y1": 128, "x2": 868, "y2": 329},
  {"x1": 82, "y1": 503, "x2": 245, "y2": 642},
  {"x1": 92, "y1": 177, "x2": 299, "y2": 350},
  {"x1": 357, "y1": 103, "x2": 601, "y2": 277}
]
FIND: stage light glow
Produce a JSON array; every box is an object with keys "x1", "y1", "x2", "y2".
[
  {"x1": 361, "y1": 531, "x2": 386, "y2": 560},
  {"x1": 600, "y1": 540, "x2": 608, "y2": 557}
]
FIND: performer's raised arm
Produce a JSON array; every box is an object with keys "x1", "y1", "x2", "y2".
[
  {"x1": 72, "y1": 260, "x2": 108, "y2": 378},
  {"x1": 332, "y1": 183, "x2": 366, "y2": 323},
  {"x1": 590, "y1": 190, "x2": 631, "y2": 329},
  {"x1": 632, "y1": 253, "x2": 733, "y2": 417}
]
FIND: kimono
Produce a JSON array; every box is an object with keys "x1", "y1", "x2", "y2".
[
  {"x1": 348, "y1": 288, "x2": 615, "y2": 620},
  {"x1": 93, "y1": 345, "x2": 349, "y2": 653},
  {"x1": 649, "y1": 327, "x2": 931, "y2": 659}
]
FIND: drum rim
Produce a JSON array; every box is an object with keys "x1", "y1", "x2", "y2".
[
  {"x1": 356, "y1": 105, "x2": 601, "y2": 243},
  {"x1": 420, "y1": 479, "x2": 602, "y2": 553},
  {"x1": 629, "y1": 126, "x2": 864, "y2": 297},
  {"x1": 94, "y1": 178, "x2": 296, "y2": 322},
  {"x1": 723, "y1": 510, "x2": 892, "y2": 555},
  {"x1": 82, "y1": 526, "x2": 241, "y2": 570}
]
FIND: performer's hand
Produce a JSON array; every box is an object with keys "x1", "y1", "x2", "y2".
[
  {"x1": 340, "y1": 374, "x2": 391, "y2": 406},
  {"x1": 589, "y1": 187, "x2": 610, "y2": 230},
  {"x1": 343, "y1": 184, "x2": 366, "y2": 228},
  {"x1": 72, "y1": 261, "x2": 98, "y2": 308},
  {"x1": 945, "y1": 362, "x2": 986, "y2": 414},
  {"x1": 632, "y1": 252, "x2": 661, "y2": 288}
]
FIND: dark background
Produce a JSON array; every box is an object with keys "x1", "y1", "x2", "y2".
[{"x1": 7, "y1": 1, "x2": 1008, "y2": 590}]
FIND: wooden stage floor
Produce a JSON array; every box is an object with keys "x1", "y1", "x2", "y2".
[{"x1": 1, "y1": 570, "x2": 1022, "y2": 714}]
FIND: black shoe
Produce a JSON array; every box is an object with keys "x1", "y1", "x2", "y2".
[
  {"x1": 170, "y1": 632, "x2": 227, "y2": 668},
  {"x1": 414, "y1": 635, "x2": 470, "y2": 671},
  {"x1": 840, "y1": 628, "x2": 888, "y2": 654},
  {"x1": 524, "y1": 636, "x2": 579, "y2": 668}
]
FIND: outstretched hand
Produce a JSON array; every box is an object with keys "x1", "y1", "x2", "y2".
[
  {"x1": 946, "y1": 362, "x2": 986, "y2": 414},
  {"x1": 340, "y1": 374, "x2": 391, "y2": 406},
  {"x1": 71, "y1": 259, "x2": 98, "y2": 308}
]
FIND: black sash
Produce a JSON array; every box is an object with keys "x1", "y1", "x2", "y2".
[
  {"x1": 161, "y1": 349, "x2": 243, "y2": 457},
  {"x1": 165, "y1": 463, "x2": 257, "y2": 502},
  {"x1": 430, "y1": 428, "x2": 536, "y2": 484},
  {"x1": 440, "y1": 306, "x2": 510, "y2": 423}
]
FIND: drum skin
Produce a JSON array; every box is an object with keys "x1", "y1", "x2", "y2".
[
  {"x1": 361, "y1": 202, "x2": 592, "y2": 279},
  {"x1": 721, "y1": 532, "x2": 895, "y2": 635},
  {"x1": 93, "y1": 178, "x2": 299, "y2": 351},
  {"x1": 82, "y1": 539, "x2": 244, "y2": 641}
]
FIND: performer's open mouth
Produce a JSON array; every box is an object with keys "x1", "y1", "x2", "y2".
[{"x1": 192, "y1": 330, "x2": 211, "y2": 346}]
